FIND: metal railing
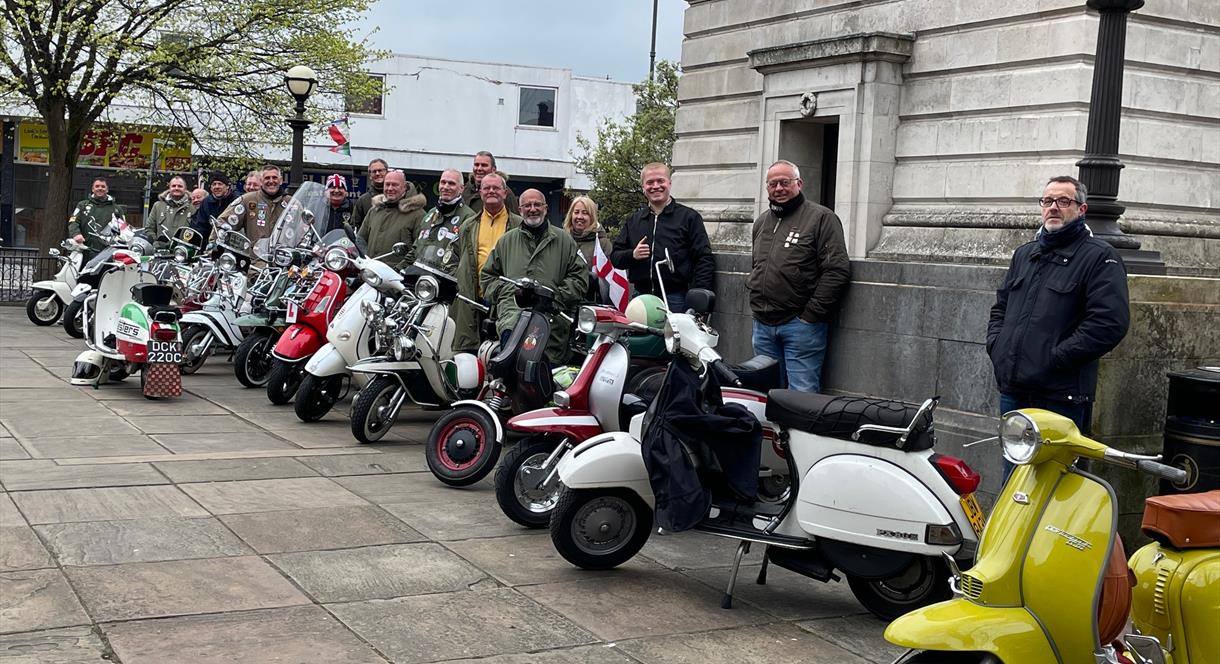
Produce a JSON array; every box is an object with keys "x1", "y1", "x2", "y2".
[{"x1": 0, "y1": 248, "x2": 59, "y2": 303}]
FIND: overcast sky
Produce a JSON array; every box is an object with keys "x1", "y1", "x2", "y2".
[{"x1": 356, "y1": 0, "x2": 687, "y2": 83}]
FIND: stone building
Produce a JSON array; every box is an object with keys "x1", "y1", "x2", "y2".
[{"x1": 671, "y1": 0, "x2": 1219, "y2": 523}]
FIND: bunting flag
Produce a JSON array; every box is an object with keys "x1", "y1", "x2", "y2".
[
  {"x1": 592, "y1": 237, "x2": 631, "y2": 312},
  {"x1": 327, "y1": 115, "x2": 350, "y2": 155}
]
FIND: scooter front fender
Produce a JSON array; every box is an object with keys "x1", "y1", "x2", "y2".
[
  {"x1": 884, "y1": 599, "x2": 1057, "y2": 663},
  {"x1": 30, "y1": 280, "x2": 73, "y2": 303},
  {"x1": 556, "y1": 432, "x2": 653, "y2": 506},
  {"x1": 348, "y1": 356, "x2": 422, "y2": 375},
  {"x1": 305, "y1": 343, "x2": 348, "y2": 377},
  {"x1": 272, "y1": 324, "x2": 324, "y2": 361},
  {"x1": 451, "y1": 399, "x2": 504, "y2": 445}
]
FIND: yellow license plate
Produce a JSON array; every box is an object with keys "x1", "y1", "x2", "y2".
[{"x1": 960, "y1": 493, "x2": 986, "y2": 538}]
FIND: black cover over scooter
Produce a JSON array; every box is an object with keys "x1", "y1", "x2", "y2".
[{"x1": 642, "y1": 359, "x2": 763, "y2": 532}]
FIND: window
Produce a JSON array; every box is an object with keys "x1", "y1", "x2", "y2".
[
  {"x1": 518, "y1": 86, "x2": 556, "y2": 127},
  {"x1": 345, "y1": 74, "x2": 385, "y2": 116}
]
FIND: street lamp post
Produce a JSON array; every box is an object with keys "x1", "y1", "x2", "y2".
[{"x1": 284, "y1": 65, "x2": 318, "y2": 191}]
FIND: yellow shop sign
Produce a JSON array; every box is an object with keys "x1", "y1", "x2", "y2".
[{"x1": 16, "y1": 121, "x2": 192, "y2": 171}]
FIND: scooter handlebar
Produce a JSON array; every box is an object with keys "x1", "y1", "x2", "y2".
[
  {"x1": 1137, "y1": 459, "x2": 1188, "y2": 484},
  {"x1": 712, "y1": 360, "x2": 742, "y2": 387}
]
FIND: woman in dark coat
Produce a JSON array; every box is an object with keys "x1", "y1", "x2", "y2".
[{"x1": 564, "y1": 196, "x2": 613, "y2": 304}]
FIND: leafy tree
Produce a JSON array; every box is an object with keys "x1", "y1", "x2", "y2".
[
  {"x1": 0, "y1": 0, "x2": 382, "y2": 250},
  {"x1": 574, "y1": 60, "x2": 679, "y2": 233}
]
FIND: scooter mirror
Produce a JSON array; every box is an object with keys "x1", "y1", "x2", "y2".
[{"x1": 392, "y1": 242, "x2": 409, "y2": 256}]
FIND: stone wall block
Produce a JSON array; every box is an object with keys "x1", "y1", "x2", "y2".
[
  {"x1": 672, "y1": 133, "x2": 758, "y2": 168},
  {"x1": 677, "y1": 65, "x2": 764, "y2": 102},
  {"x1": 934, "y1": 340, "x2": 999, "y2": 414},
  {"x1": 1109, "y1": 303, "x2": 1220, "y2": 360},
  {"x1": 899, "y1": 78, "x2": 953, "y2": 116},
  {"x1": 919, "y1": 287, "x2": 994, "y2": 343},
  {"x1": 823, "y1": 329, "x2": 940, "y2": 399},
  {"x1": 837, "y1": 282, "x2": 928, "y2": 335},
  {"x1": 675, "y1": 99, "x2": 760, "y2": 135}
]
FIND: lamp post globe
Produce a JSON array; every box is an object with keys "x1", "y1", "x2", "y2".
[{"x1": 283, "y1": 65, "x2": 317, "y2": 192}]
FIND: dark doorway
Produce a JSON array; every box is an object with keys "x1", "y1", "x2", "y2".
[{"x1": 778, "y1": 116, "x2": 839, "y2": 210}]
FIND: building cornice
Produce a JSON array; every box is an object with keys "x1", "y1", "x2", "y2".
[{"x1": 748, "y1": 32, "x2": 915, "y2": 73}]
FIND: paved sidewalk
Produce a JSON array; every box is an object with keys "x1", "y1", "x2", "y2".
[{"x1": 0, "y1": 307, "x2": 904, "y2": 664}]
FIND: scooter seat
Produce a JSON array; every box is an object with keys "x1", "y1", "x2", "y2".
[
  {"x1": 725, "y1": 355, "x2": 784, "y2": 392},
  {"x1": 765, "y1": 391, "x2": 934, "y2": 452},
  {"x1": 1141, "y1": 490, "x2": 1220, "y2": 549}
]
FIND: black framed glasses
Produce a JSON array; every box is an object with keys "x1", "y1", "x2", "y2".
[{"x1": 1038, "y1": 197, "x2": 1080, "y2": 208}]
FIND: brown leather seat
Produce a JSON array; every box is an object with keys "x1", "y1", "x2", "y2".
[
  {"x1": 1096, "y1": 535, "x2": 1133, "y2": 646},
  {"x1": 1141, "y1": 490, "x2": 1220, "y2": 549}
]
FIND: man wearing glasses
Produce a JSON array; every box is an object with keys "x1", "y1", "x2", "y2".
[
  {"x1": 450, "y1": 172, "x2": 522, "y2": 354},
  {"x1": 746, "y1": 160, "x2": 850, "y2": 393},
  {"x1": 987, "y1": 175, "x2": 1130, "y2": 477}
]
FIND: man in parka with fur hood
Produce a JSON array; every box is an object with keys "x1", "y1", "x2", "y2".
[
  {"x1": 357, "y1": 170, "x2": 427, "y2": 258},
  {"x1": 145, "y1": 175, "x2": 194, "y2": 249}
]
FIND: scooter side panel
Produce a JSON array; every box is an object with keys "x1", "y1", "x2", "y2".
[
  {"x1": 304, "y1": 343, "x2": 346, "y2": 376},
  {"x1": 1130, "y1": 542, "x2": 1220, "y2": 664},
  {"x1": 589, "y1": 343, "x2": 629, "y2": 432},
  {"x1": 884, "y1": 600, "x2": 1058, "y2": 662},
  {"x1": 181, "y1": 310, "x2": 242, "y2": 347},
  {"x1": 30, "y1": 280, "x2": 73, "y2": 303},
  {"x1": 557, "y1": 432, "x2": 654, "y2": 506},
  {"x1": 796, "y1": 455, "x2": 957, "y2": 556},
  {"x1": 273, "y1": 323, "x2": 324, "y2": 360}
]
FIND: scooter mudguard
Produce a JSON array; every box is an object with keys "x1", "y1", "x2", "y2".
[
  {"x1": 272, "y1": 323, "x2": 324, "y2": 361},
  {"x1": 507, "y1": 407, "x2": 602, "y2": 441},
  {"x1": 556, "y1": 431, "x2": 654, "y2": 505},
  {"x1": 451, "y1": 399, "x2": 504, "y2": 445},
  {"x1": 72, "y1": 284, "x2": 92, "y2": 301},
  {"x1": 115, "y1": 303, "x2": 150, "y2": 363},
  {"x1": 181, "y1": 310, "x2": 242, "y2": 348},
  {"x1": 304, "y1": 343, "x2": 347, "y2": 377},
  {"x1": 884, "y1": 600, "x2": 1058, "y2": 663},
  {"x1": 30, "y1": 280, "x2": 72, "y2": 303},
  {"x1": 234, "y1": 313, "x2": 268, "y2": 328},
  {"x1": 348, "y1": 356, "x2": 423, "y2": 375}
]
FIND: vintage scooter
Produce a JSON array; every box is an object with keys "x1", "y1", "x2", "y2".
[
  {"x1": 547, "y1": 254, "x2": 983, "y2": 620},
  {"x1": 115, "y1": 283, "x2": 184, "y2": 399},
  {"x1": 177, "y1": 226, "x2": 253, "y2": 374},
  {"x1": 884, "y1": 409, "x2": 1212, "y2": 664},
  {"x1": 495, "y1": 294, "x2": 783, "y2": 528},
  {"x1": 26, "y1": 238, "x2": 86, "y2": 326}
]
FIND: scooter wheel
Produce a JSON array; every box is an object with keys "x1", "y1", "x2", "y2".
[
  {"x1": 295, "y1": 373, "x2": 344, "y2": 422},
  {"x1": 26, "y1": 290, "x2": 63, "y2": 326},
  {"x1": 62, "y1": 299, "x2": 85, "y2": 338},
  {"x1": 494, "y1": 436, "x2": 562, "y2": 528},
  {"x1": 426, "y1": 407, "x2": 501, "y2": 487},
  {"x1": 549, "y1": 487, "x2": 652, "y2": 570},
  {"x1": 234, "y1": 331, "x2": 275, "y2": 388},
  {"x1": 178, "y1": 325, "x2": 211, "y2": 375},
  {"x1": 846, "y1": 555, "x2": 952, "y2": 621},
  {"x1": 265, "y1": 358, "x2": 303, "y2": 405},
  {"x1": 107, "y1": 361, "x2": 129, "y2": 382},
  {"x1": 350, "y1": 375, "x2": 401, "y2": 443}
]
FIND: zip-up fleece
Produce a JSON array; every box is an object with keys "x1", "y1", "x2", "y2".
[
  {"x1": 609, "y1": 199, "x2": 715, "y2": 296},
  {"x1": 747, "y1": 199, "x2": 850, "y2": 326}
]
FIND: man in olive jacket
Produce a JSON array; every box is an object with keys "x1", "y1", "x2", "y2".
[
  {"x1": 68, "y1": 177, "x2": 126, "y2": 256},
  {"x1": 407, "y1": 169, "x2": 474, "y2": 271},
  {"x1": 144, "y1": 175, "x2": 194, "y2": 249},
  {"x1": 480, "y1": 189, "x2": 586, "y2": 365},
  {"x1": 216, "y1": 164, "x2": 289, "y2": 245},
  {"x1": 358, "y1": 170, "x2": 427, "y2": 258},
  {"x1": 747, "y1": 160, "x2": 850, "y2": 393},
  {"x1": 449, "y1": 173, "x2": 521, "y2": 354}
]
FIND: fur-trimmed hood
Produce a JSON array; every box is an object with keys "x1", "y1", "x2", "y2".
[
  {"x1": 373, "y1": 192, "x2": 426, "y2": 214},
  {"x1": 158, "y1": 189, "x2": 192, "y2": 208}
]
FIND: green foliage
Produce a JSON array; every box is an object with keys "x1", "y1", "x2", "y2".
[{"x1": 574, "y1": 60, "x2": 679, "y2": 234}]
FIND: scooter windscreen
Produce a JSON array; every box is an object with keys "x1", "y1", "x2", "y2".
[{"x1": 267, "y1": 181, "x2": 328, "y2": 250}]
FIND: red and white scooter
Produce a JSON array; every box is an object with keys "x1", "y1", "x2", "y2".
[{"x1": 498, "y1": 295, "x2": 787, "y2": 528}]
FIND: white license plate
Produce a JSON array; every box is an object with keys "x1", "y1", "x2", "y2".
[
  {"x1": 149, "y1": 339, "x2": 182, "y2": 364},
  {"x1": 286, "y1": 301, "x2": 299, "y2": 324}
]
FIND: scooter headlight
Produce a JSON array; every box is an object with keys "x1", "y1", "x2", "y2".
[
  {"x1": 664, "y1": 319, "x2": 680, "y2": 355},
  {"x1": 275, "y1": 248, "x2": 295, "y2": 268},
  {"x1": 576, "y1": 306, "x2": 597, "y2": 335},
  {"x1": 1000, "y1": 411, "x2": 1042, "y2": 465},
  {"x1": 414, "y1": 276, "x2": 439, "y2": 303},
  {"x1": 173, "y1": 246, "x2": 190, "y2": 263},
  {"x1": 360, "y1": 268, "x2": 382, "y2": 288},
  {"x1": 392, "y1": 333, "x2": 415, "y2": 361},
  {"x1": 360, "y1": 299, "x2": 384, "y2": 322},
  {"x1": 323, "y1": 248, "x2": 348, "y2": 272},
  {"x1": 217, "y1": 252, "x2": 238, "y2": 273}
]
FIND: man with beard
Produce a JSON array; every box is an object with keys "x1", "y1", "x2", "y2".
[
  {"x1": 461, "y1": 151, "x2": 519, "y2": 215},
  {"x1": 410, "y1": 168, "x2": 474, "y2": 271},
  {"x1": 69, "y1": 177, "x2": 126, "y2": 257},
  {"x1": 145, "y1": 175, "x2": 194, "y2": 249},
  {"x1": 322, "y1": 174, "x2": 354, "y2": 234},
  {"x1": 746, "y1": 160, "x2": 850, "y2": 393},
  {"x1": 216, "y1": 164, "x2": 288, "y2": 245},
  {"x1": 191, "y1": 171, "x2": 238, "y2": 238},
  {"x1": 357, "y1": 170, "x2": 426, "y2": 257},
  {"x1": 450, "y1": 172, "x2": 521, "y2": 354},
  {"x1": 480, "y1": 188, "x2": 585, "y2": 364}
]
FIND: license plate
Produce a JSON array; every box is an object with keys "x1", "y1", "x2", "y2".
[
  {"x1": 960, "y1": 493, "x2": 986, "y2": 538},
  {"x1": 286, "y1": 301, "x2": 299, "y2": 324},
  {"x1": 149, "y1": 339, "x2": 182, "y2": 364}
]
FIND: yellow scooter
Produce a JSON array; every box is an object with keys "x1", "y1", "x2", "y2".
[{"x1": 884, "y1": 408, "x2": 1219, "y2": 664}]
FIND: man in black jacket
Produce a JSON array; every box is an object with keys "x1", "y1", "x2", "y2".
[
  {"x1": 189, "y1": 171, "x2": 237, "y2": 239},
  {"x1": 322, "y1": 174, "x2": 354, "y2": 234},
  {"x1": 609, "y1": 162, "x2": 715, "y2": 312},
  {"x1": 987, "y1": 175, "x2": 1130, "y2": 476},
  {"x1": 747, "y1": 160, "x2": 850, "y2": 393}
]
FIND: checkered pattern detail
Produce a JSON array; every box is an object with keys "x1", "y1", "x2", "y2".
[{"x1": 143, "y1": 363, "x2": 182, "y2": 398}]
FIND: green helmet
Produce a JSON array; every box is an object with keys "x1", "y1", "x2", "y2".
[{"x1": 625, "y1": 294, "x2": 666, "y2": 329}]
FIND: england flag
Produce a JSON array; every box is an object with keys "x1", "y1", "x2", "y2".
[{"x1": 592, "y1": 239, "x2": 631, "y2": 312}]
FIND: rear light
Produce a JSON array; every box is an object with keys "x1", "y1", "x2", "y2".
[
  {"x1": 150, "y1": 323, "x2": 177, "y2": 341},
  {"x1": 925, "y1": 523, "x2": 963, "y2": 546},
  {"x1": 114, "y1": 253, "x2": 136, "y2": 265},
  {"x1": 932, "y1": 454, "x2": 981, "y2": 495}
]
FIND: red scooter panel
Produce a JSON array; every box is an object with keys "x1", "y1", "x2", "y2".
[
  {"x1": 272, "y1": 322, "x2": 325, "y2": 361},
  {"x1": 507, "y1": 407, "x2": 603, "y2": 441}
]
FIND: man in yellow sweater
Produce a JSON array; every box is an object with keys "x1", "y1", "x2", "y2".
[{"x1": 450, "y1": 173, "x2": 523, "y2": 353}]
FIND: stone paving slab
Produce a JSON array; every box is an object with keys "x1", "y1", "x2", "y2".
[
  {"x1": 445, "y1": 534, "x2": 664, "y2": 587},
  {"x1": 17, "y1": 435, "x2": 169, "y2": 459},
  {"x1": 268, "y1": 542, "x2": 487, "y2": 603},
  {"x1": 183, "y1": 391, "x2": 302, "y2": 414},
  {"x1": 0, "y1": 569, "x2": 90, "y2": 634},
  {"x1": 1, "y1": 410, "x2": 141, "y2": 439},
  {"x1": 329, "y1": 588, "x2": 597, "y2": 664},
  {"x1": 797, "y1": 617, "x2": 906, "y2": 664},
  {"x1": 639, "y1": 529, "x2": 762, "y2": 571},
  {"x1": 445, "y1": 644, "x2": 637, "y2": 664},
  {"x1": 12, "y1": 485, "x2": 208, "y2": 525},
  {"x1": 682, "y1": 563, "x2": 867, "y2": 621},
  {"x1": 0, "y1": 625, "x2": 109, "y2": 664},
  {"x1": 0, "y1": 526, "x2": 54, "y2": 571},
  {"x1": 65, "y1": 556, "x2": 310, "y2": 621},
  {"x1": 102, "y1": 397, "x2": 231, "y2": 416},
  {"x1": 0, "y1": 387, "x2": 93, "y2": 404},
  {"x1": 381, "y1": 497, "x2": 541, "y2": 542},
  {"x1": 0, "y1": 439, "x2": 29, "y2": 461},
  {"x1": 152, "y1": 456, "x2": 319, "y2": 483},
  {"x1": 0, "y1": 370, "x2": 66, "y2": 389},
  {"x1": 296, "y1": 450, "x2": 428, "y2": 476},
  {"x1": 150, "y1": 431, "x2": 296, "y2": 454},
  {"x1": 260, "y1": 423, "x2": 372, "y2": 449},
  {"x1": 35, "y1": 516, "x2": 252, "y2": 566},
  {"x1": 616, "y1": 622, "x2": 872, "y2": 664},
  {"x1": 103, "y1": 605, "x2": 386, "y2": 664},
  {"x1": 126, "y1": 414, "x2": 265, "y2": 435},
  {"x1": 518, "y1": 569, "x2": 770, "y2": 641},
  {"x1": 219, "y1": 505, "x2": 425, "y2": 554},
  {"x1": 0, "y1": 459, "x2": 166, "y2": 491},
  {"x1": 335, "y1": 472, "x2": 488, "y2": 505},
  {"x1": 0, "y1": 494, "x2": 23, "y2": 527},
  {"x1": 180, "y1": 477, "x2": 370, "y2": 515}
]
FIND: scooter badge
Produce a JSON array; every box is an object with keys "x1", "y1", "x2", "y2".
[
  {"x1": 1012, "y1": 491, "x2": 1029, "y2": 504},
  {"x1": 522, "y1": 335, "x2": 537, "y2": 351}
]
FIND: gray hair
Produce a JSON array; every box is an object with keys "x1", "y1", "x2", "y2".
[
  {"x1": 1046, "y1": 175, "x2": 1087, "y2": 203},
  {"x1": 768, "y1": 160, "x2": 802, "y2": 180},
  {"x1": 440, "y1": 169, "x2": 465, "y2": 187}
]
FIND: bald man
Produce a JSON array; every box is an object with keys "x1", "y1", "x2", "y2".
[{"x1": 407, "y1": 168, "x2": 475, "y2": 270}]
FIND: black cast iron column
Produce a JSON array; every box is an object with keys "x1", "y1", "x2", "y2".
[
  {"x1": 1076, "y1": 0, "x2": 1165, "y2": 274},
  {"x1": 286, "y1": 98, "x2": 309, "y2": 192},
  {"x1": 1, "y1": 120, "x2": 15, "y2": 244}
]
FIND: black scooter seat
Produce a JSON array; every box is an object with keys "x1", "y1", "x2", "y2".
[
  {"x1": 765, "y1": 390, "x2": 934, "y2": 452},
  {"x1": 725, "y1": 355, "x2": 784, "y2": 393}
]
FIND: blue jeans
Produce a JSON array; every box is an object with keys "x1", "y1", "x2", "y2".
[
  {"x1": 999, "y1": 393, "x2": 1091, "y2": 482},
  {"x1": 665, "y1": 292, "x2": 686, "y2": 314},
  {"x1": 751, "y1": 318, "x2": 829, "y2": 393}
]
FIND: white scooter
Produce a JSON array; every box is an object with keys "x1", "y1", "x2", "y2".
[
  {"x1": 547, "y1": 255, "x2": 984, "y2": 620},
  {"x1": 293, "y1": 237, "x2": 411, "y2": 422},
  {"x1": 27, "y1": 238, "x2": 86, "y2": 326},
  {"x1": 177, "y1": 228, "x2": 254, "y2": 374}
]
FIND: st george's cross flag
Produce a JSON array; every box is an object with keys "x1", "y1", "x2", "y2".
[{"x1": 592, "y1": 238, "x2": 630, "y2": 312}]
